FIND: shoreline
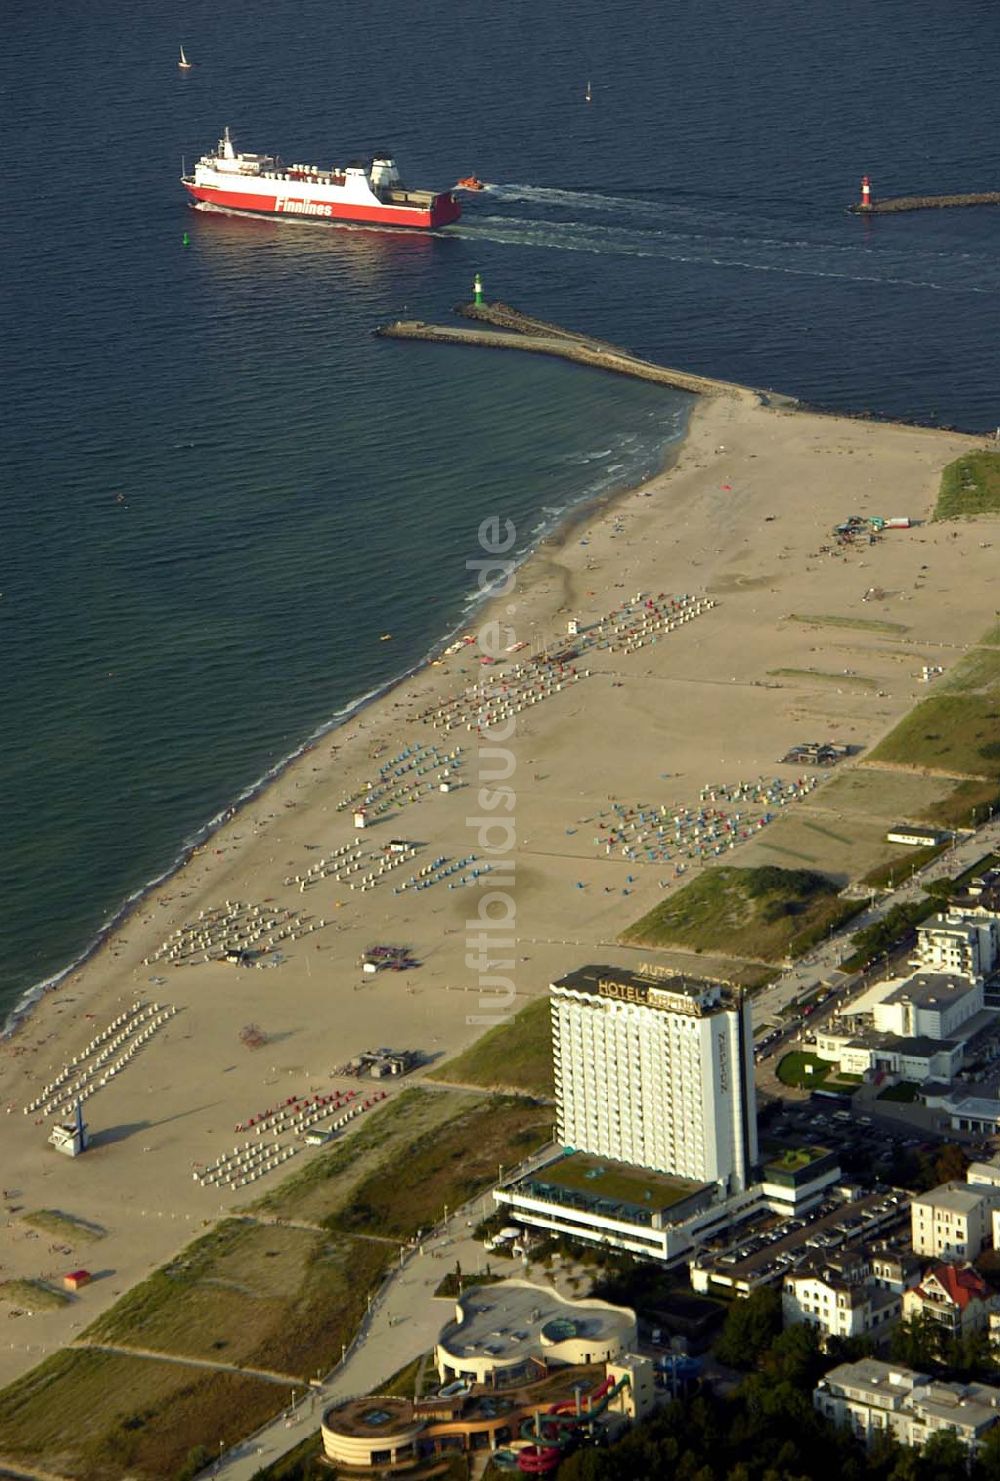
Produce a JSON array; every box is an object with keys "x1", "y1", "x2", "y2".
[
  {"x1": 0, "y1": 392, "x2": 693, "y2": 1043},
  {"x1": 1, "y1": 353, "x2": 997, "y2": 1399}
]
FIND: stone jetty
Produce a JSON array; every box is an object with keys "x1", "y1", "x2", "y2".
[
  {"x1": 375, "y1": 301, "x2": 779, "y2": 405},
  {"x1": 851, "y1": 191, "x2": 1000, "y2": 215}
]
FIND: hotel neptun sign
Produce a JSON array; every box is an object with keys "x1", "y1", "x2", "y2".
[{"x1": 595, "y1": 977, "x2": 703, "y2": 1016}]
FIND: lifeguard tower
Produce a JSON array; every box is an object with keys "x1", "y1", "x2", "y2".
[{"x1": 49, "y1": 1100, "x2": 89, "y2": 1158}]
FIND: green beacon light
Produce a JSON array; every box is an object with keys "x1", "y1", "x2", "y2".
[
  {"x1": 182, "y1": 231, "x2": 190, "y2": 247},
  {"x1": 473, "y1": 272, "x2": 484, "y2": 306}
]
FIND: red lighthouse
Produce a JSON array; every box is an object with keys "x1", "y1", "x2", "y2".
[{"x1": 860, "y1": 175, "x2": 872, "y2": 209}]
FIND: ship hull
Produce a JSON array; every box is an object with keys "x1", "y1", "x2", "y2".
[{"x1": 184, "y1": 182, "x2": 460, "y2": 229}]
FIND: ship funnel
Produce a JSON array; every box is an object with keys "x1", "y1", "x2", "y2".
[{"x1": 221, "y1": 126, "x2": 236, "y2": 160}]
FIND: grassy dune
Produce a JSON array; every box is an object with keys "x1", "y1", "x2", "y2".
[
  {"x1": 427, "y1": 996, "x2": 554, "y2": 1096},
  {"x1": 621, "y1": 865, "x2": 857, "y2": 962},
  {"x1": 934, "y1": 451, "x2": 1000, "y2": 519}
]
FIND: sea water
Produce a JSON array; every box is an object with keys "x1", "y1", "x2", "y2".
[{"x1": 4, "y1": 0, "x2": 1000, "y2": 1020}]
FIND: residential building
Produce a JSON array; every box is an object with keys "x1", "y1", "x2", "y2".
[
  {"x1": 550, "y1": 966, "x2": 757, "y2": 1194},
  {"x1": 968, "y1": 1161, "x2": 1000, "y2": 1192},
  {"x1": 901, "y1": 1263, "x2": 997, "y2": 1338},
  {"x1": 783, "y1": 1254, "x2": 900, "y2": 1343},
  {"x1": 911, "y1": 1182, "x2": 999, "y2": 1259},
  {"x1": 873, "y1": 973, "x2": 983, "y2": 1040},
  {"x1": 915, "y1": 913, "x2": 1000, "y2": 980},
  {"x1": 814, "y1": 1358, "x2": 1000, "y2": 1457},
  {"x1": 951, "y1": 869, "x2": 1000, "y2": 918},
  {"x1": 866, "y1": 1242, "x2": 922, "y2": 1294}
]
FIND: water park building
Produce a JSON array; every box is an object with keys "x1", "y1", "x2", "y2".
[
  {"x1": 435, "y1": 1280, "x2": 635, "y2": 1386},
  {"x1": 320, "y1": 1280, "x2": 654, "y2": 1473}
]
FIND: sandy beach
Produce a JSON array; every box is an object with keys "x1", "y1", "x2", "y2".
[{"x1": 1, "y1": 391, "x2": 997, "y2": 1389}]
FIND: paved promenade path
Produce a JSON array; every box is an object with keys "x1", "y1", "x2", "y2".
[{"x1": 204, "y1": 1207, "x2": 525, "y2": 1480}]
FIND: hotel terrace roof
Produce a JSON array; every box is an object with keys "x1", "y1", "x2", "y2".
[
  {"x1": 518, "y1": 1152, "x2": 711, "y2": 1226},
  {"x1": 540, "y1": 1152, "x2": 704, "y2": 1204}
]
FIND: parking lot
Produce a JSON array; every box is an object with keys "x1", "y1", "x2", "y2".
[{"x1": 692, "y1": 1180, "x2": 911, "y2": 1295}]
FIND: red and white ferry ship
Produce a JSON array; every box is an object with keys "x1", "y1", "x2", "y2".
[{"x1": 182, "y1": 127, "x2": 461, "y2": 229}]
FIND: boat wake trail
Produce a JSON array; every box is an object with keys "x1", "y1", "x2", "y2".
[
  {"x1": 452, "y1": 199, "x2": 1000, "y2": 296},
  {"x1": 488, "y1": 182, "x2": 666, "y2": 218}
]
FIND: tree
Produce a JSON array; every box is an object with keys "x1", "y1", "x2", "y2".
[
  {"x1": 934, "y1": 1142, "x2": 971, "y2": 1185},
  {"x1": 761, "y1": 1321, "x2": 825, "y2": 1388},
  {"x1": 714, "y1": 1286, "x2": 783, "y2": 1369},
  {"x1": 942, "y1": 1324, "x2": 991, "y2": 1379},
  {"x1": 824, "y1": 1333, "x2": 873, "y2": 1367},
  {"x1": 890, "y1": 1313, "x2": 941, "y2": 1370},
  {"x1": 867, "y1": 1428, "x2": 903, "y2": 1476},
  {"x1": 973, "y1": 1422, "x2": 1000, "y2": 1480},
  {"x1": 917, "y1": 1428, "x2": 968, "y2": 1481},
  {"x1": 975, "y1": 1248, "x2": 1000, "y2": 1292},
  {"x1": 888, "y1": 1449, "x2": 922, "y2": 1481}
]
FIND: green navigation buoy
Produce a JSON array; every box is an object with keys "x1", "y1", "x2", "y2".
[
  {"x1": 473, "y1": 271, "x2": 483, "y2": 306},
  {"x1": 182, "y1": 231, "x2": 190, "y2": 247}
]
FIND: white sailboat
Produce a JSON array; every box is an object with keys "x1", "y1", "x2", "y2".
[
  {"x1": 585, "y1": 79, "x2": 592, "y2": 103},
  {"x1": 178, "y1": 44, "x2": 193, "y2": 70}
]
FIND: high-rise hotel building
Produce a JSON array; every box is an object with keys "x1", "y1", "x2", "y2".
[{"x1": 551, "y1": 966, "x2": 758, "y2": 1194}]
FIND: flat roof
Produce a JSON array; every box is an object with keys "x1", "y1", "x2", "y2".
[
  {"x1": 824, "y1": 1364, "x2": 1000, "y2": 1431},
  {"x1": 914, "y1": 1181, "x2": 993, "y2": 1214},
  {"x1": 552, "y1": 965, "x2": 734, "y2": 1015},
  {"x1": 944, "y1": 1094, "x2": 1000, "y2": 1120},
  {"x1": 323, "y1": 1395, "x2": 418, "y2": 1439},
  {"x1": 921, "y1": 913, "x2": 981, "y2": 934},
  {"x1": 843, "y1": 1031, "x2": 957, "y2": 1058},
  {"x1": 763, "y1": 1146, "x2": 830, "y2": 1172},
  {"x1": 437, "y1": 1280, "x2": 634, "y2": 1366},
  {"x1": 882, "y1": 973, "x2": 978, "y2": 1010},
  {"x1": 824, "y1": 1357, "x2": 918, "y2": 1394}
]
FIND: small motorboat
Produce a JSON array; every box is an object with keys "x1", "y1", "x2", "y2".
[
  {"x1": 178, "y1": 44, "x2": 193, "y2": 69},
  {"x1": 456, "y1": 175, "x2": 485, "y2": 191}
]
